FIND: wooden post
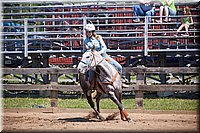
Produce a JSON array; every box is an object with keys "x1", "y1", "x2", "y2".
[
  {"x1": 157, "y1": 54, "x2": 173, "y2": 97},
  {"x1": 40, "y1": 55, "x2": 50, "y2": 97},
  {"x1": 160, "y1": 54, "x2": 166, "y2": 84},
  {"x1": 22, "y1": 57, "x2": 29, "y2": 83},
  {"x1": 125, "y1": 56, "x2": 130, "y2": 82},
  {"x1": 31, "y1": 55, "x2": 40, "y2": 84},
  {"x1": 72, "y1": 56, "x2": 78, "y2": 82},
  {"x1": 50, "y1": 73, "x2": 58, "y2": 107},
  {"x1": 43, "y1": 56, "x2": 50, "y2": 84},
  {"x1": 135, "y1": 72, "x2": 144, "y2": 109},
  {"x1": 179, "y1": 55, "x2": 185, "y2": 84}
]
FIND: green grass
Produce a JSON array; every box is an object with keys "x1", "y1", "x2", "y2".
[
  {"x1": 2, "y1": 98, "x2": 199, "y2": 111},
  {"x1": 144, "y1": 99, "x2": 199, "y2": 110}
]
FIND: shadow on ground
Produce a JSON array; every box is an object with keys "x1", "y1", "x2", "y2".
[{"x1": 58, "y1": 117, "x2": 101, "y2": 122}]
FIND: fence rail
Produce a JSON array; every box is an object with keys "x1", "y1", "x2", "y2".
[
  {"x1": 2, "y1": 6, "x2": 200, "y2": 57},
  {"x1": 3, "y1": 67, "x2": 199, "y2": 109},
  {"x1": 3, "y1": 67, "x2": 199, "y2": 74}
]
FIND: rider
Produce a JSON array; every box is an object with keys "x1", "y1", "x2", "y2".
[{"x1": 84, "y1": 23, "x2": 129, "y2": 88}]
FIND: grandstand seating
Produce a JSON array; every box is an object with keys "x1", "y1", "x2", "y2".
[{"x1": 2, "y1": 1, "x2": 200, "y2": 67}]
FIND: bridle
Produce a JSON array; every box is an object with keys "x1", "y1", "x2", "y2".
[{"x1": 80, "y1": 51, "x2": 104, "y2": 71}]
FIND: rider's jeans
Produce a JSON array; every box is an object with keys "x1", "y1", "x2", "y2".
[
  {"x1": 88, "y1": 53, "x2": 122, "y2": 82},
  {"x1": 103, "y1": 53, "x2": 122, "y2": 75}
]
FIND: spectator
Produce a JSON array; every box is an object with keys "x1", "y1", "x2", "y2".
[
  {"x1": 174, "y1": 6, "x2": 193, "y2": 37},
  {"x1": 156, "y1": 0, "x2": 177, "y2": 23},
  {"x1": 133, "y1": 0, "x2": 155, "y2": 23},
  {"x1": 3, "y1": 22, "x2": 23, "y2": 32}
]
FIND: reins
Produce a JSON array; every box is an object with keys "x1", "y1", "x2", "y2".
[{"x1": 89, "y1": 51, "x2": 119, "y2": 86}]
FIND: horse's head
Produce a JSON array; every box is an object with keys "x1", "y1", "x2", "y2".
[{"x1": 77, "y1": 50, "x2": 103, "y2": 74}]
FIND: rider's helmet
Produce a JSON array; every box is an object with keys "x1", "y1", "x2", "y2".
[{"x1": 85, "y1": 23, "x2": 95, "y2": 31}]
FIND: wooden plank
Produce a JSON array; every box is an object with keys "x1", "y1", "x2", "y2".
[
  {"x1": 135, "y1": 85, "x2": 199, "y2": 92},
  {"x1": 56, "y1": 68, "x2": 79, "y2": 75},
  {"x1": 3, "y1": 84, "x2": 52, "y2": 90},
  {"x1": 123, "y1": 67, "x2": 199, "y2": 74},
  {"x1": 5, "y1": 84, "x2": 199, "y2": 91},
  {"x1": 3, "y1": 68, "x2": 47, "y2": 74},
  {"x1": 121, "y1": 85, "x2": 136, "y2": 91},
  {"x1": 2, "y1": 84, "x2": 82, "y2": 91},
  {"x1": 52, "y1": 85, "x2": 82, "y2": 91},
  {"x1": 3, "y1": 67, "x2": 199, "y2": 75},
  {"x1": 50, "y1": 85, "x2": 135, "y2": 92},
  {"x1": 3, "y1": 68, "x2": 79, "y2": 75},
  {"x1": 2, "y1": 84, "x2": 135, "y2": 92}
]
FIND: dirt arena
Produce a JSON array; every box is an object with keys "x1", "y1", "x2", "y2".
[{"x1": 3, "y1": 108, "x2": 199, "y2": 132}]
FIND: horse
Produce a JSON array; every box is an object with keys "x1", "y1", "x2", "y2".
[{"x1": 77, "y1": 50, "x2": 131, "y2": 122}]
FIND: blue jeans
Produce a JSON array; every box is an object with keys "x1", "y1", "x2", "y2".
[
  {"x1": 88, "y1": 53, "x2": 122, "y2": 82},
  {"x1": 166, "y1": 6, "x2": 176, "y2": 16},
  {"x1": 133, "y1": 5, "x2": 155, "y2": 23},
  {"x1": 103, "y1": 53, "x2": 122, "y2": 75}
]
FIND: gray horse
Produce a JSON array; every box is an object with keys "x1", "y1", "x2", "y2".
[{"x1": 77, "y1": 50, "x2": 131, "y2": 122}]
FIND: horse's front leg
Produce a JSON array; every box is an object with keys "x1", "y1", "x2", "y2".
[
  {"x1": 86, "y1": 90, "x2": 105, "y2": 121},
  {"x1": 108, "y1": 90, "x2": 131, "y2": 122},
  {"x1": 95, "y1": 92, "x2": 102, "y2": 113},
  {"x1": 114, "y1": 90, "x2": 126, "y2": 121}
]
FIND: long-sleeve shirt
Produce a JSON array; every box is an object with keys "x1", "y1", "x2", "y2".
[{"x1": 84, "y1": 35, "x2": 107, "y2": 55}]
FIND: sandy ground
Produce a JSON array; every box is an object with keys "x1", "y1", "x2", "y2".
[{"x1": 2, "y1": 108, "x2": 199, "y2": 132}]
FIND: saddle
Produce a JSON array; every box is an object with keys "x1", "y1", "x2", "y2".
[{"x1": 85, "y1": 58, "x2": 128, "y2": 95}]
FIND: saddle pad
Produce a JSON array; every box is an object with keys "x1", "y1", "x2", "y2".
[{"x1": 105, "y1": 58, "x2": 119, "y2": 74}]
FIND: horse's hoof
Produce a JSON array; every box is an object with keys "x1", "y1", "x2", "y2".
[
  {"x1": 121, "y1": 109, "x2": 132, "y2": 122},
  {"x1": 120, "y1": 111, "x2": 126, "y2": 121}
]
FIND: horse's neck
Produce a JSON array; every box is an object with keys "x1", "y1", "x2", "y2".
[{"x1": 97, "y1": 59, "x2": 115, "y2": 79}]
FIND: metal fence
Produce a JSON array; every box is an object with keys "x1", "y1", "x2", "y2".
[{"x1": 2, "y1": 1, "x2": 200, "y2": 57}]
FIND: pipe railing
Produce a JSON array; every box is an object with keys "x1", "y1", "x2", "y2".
[{"x1": 2, "y1": 15, "x2": 199, "y2": 56}]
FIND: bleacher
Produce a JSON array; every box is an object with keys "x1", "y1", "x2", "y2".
[{"x1": 2, "y1": 0, "x2": 200, "y2": 68}]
